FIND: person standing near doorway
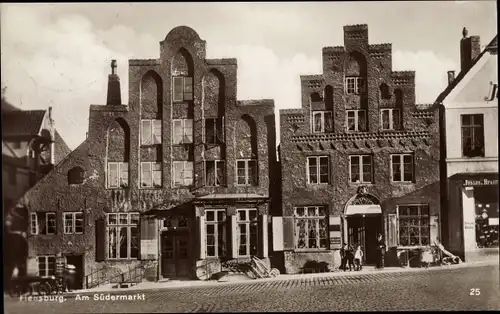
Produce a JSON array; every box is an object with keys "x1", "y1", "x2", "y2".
[
  {"x1": 376, "y1": 233, "x2": 386, "y2": 269},
  {"x1": 340, "y1": 243, "x2": 348, "y2": 271}
]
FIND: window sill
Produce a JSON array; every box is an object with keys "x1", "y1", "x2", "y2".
[
  {"x1": 172, "y1": 143, "x2": 194, "y2": 146},
  {"x1": 106, "y1": 187, "x2": 129, "y2": 190},
  {"x1": 349, "y1": 182, "x2": 374, "y2": 186},
  {"x1": 235, "y1": 184, "x2": 259, "y2": 187},
  {"x1": 140, "y1": 143, "x2": 161, "y2": 147},
  {"x1": 63, "y1": 233, "x2": 84, "y2": 235},
  {"x1": 293, "y1": 248, "x2": 330, "y2": 253},
  {"x1": 106, "y1": 258, "x2": 140, "y2": 262},
  {"x1": 391, "y1": 181, "x2": 415, "y2": 184},
  {"x1": 140, "y1": 187, "x2": 163, "y2": 190}
]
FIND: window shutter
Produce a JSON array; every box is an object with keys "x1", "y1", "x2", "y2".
[
  {"x1": 329, "y1": 216, "x2": 342, "y2": 249},
  {"x1": 140, "y1": 216, "x2": 158, "y2": 260},
  {"x1": 272, "y1": 216, "x2": 284, "y2": 251},
  {"x1": 258, "y1": 214, "x2": 268, "y2": 258},
  {"x1": 387, "y1": 214, "x2": 398, "y2": 248},
  {"x1": 95, "y1": 217, "x2": 106, "y2": 262},
  {"x1": 283, "y1": 216, "x2": 295, "y2": 251},
  {"x1": 429, "y1": 215, "x2": 439, "y2": 246},
  {"x1": 198, "y1": 216, "x2": 206, "y2": 259}
]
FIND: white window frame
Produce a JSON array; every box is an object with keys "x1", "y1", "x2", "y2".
[
  {"x1": 397, "y1": 204, "x2": 431, "y2": 247},
  {"x1": 349, "y1": 155, "x2": 373, "y2": 184},
  {"x1": 346, "y1": 110, "x2": 366, "y2": 132},
  {"x1": 205, "y1": 209, "x2": 227, "y2": 258},
  {"x1": 30, "y1": 213, "x2": 38, "y2": 235},
  {"x1": 237, "y1": 208, "x2": 258, "y2": 257},
  {"x1": 345, "y1": 77, "x2": 365, "y2": 95},
  {"x1": 63, "y1": 212, "x2": 84, "y2": 234},
  {"x1": 312, "y1": 111, "x2": 333, "y2": 133},
  {"x1": 380, "y1": 109, "x2": 401, "y2": 131},
  {"x1": 172, "y1": 161, "x2": 194, "y2": 187},
  {"x1": 37, "y1": 255, "x2": 56, "y2": 277},
  {"x1": 107, "y1": 162, "x2": 129, "y2": 188},
  {"x1": 141, "y1": 162, "x2": 162, "y2": 188},
  {"x1": 204, "y1": 160, "x2": 226, "y2": 186},
  {"x1": 306, "y1": 156, "x2": 329, "y2": 184},
  {"x1": 293, "y1": 206, "x2": 329, "y2": 250},
  {"x1": 141, "y1": 119, "x2": 162, "y2": 145},
  {"x1": 172, "y1": 119, "x2": 194, "y2": 145},
  {"x1": 203, "y1": 117, "x2": 225, "y2": 144},
  {"x1": 172, "y1": 76, "x2": 193, "y2": 102},
  {"x1": 30, "y1": 212, "x2": 56, "y2": 235},
  {"x1": 236, "y1": 159, "x2": 258, "y2": 186},
  {"x1": 106, "y1": 212, "x2": 140, "y2": 260},
  {"x1": 391, "y1": 154, "x2": 414, "y2": 183}
]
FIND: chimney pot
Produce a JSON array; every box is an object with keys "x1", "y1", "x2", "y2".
[{"x1": 447, "y1": 71, "x2": 455, "y2": 85}]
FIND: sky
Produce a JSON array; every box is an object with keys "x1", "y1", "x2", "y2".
[{"x1": 1, "y1": 2, "x2": 497, "y2": 150}]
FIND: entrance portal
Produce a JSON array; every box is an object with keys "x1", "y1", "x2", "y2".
[
  {"x1": 346, "y1": 216, "x2": 382, "y2": 265},
  {"x1": 65, "y1": 254, "x2": 84, "y2": 290},
  {"x1": 161, "y1": 231, "x2": 190, "y2": 278}
]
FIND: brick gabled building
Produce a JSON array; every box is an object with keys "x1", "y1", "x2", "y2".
[
  {"x1": 18, "y1": 26, "x2": 277, "y2": 287},
  {"x1": 276, "y1": 24, "x2": 441, "y2": 273}
]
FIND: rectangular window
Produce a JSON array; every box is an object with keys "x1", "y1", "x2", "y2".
[
  {"x1": 172, "y1": 119, "x2": 193, "y2": 144},
  {"x1": 380, "y1": 109, "x2": 401, "y2": 130},
  {"x1": 63, "y1": 212, "x2": 84, "y2": 234},
  {"x1": 205, "y1": 160, "x2": 226, "y2": 186},
  {"x1": 350, "y1": 155, "x2": 373, "y2": 183},
  {"x1": 294, "y1": 206, "x2": 329, "y2": 249},
  {"x1": 107, "y1": 162, "x2": 128, "y2": 188},
  {"x1": 307, "y1": 156, "x2": 329, "y2": 184},
  {"x1": 312, "y1": 111, "x2": 333, "y2": 133},
  {"x1": 37, "y1": 256, "x2": 56, "y2": 277},
  {"x1": 204, "y1": 118, "x2": 224, "y2": 144},
  {"x1": 141, "y1": 120, "x2": 162, "y2": 145},
  {"x1": 173, "y1": 161, "x2": 194, "y2": 187},
  {"x1": 391, "y1": 154, "x2": 414, "y2": 182},
  {"x1": 237, "y1": 208, "x2": 258, "y2": 257},
  {"x1": 346, "y1": 110, "x2": 367, "y2": 132},
  {"x1": 107, "y1": 213, "x2": 139, "y2": 259},
  {"x1": 461, "y1": 114, "x2": 485, "y2": 157},
  {"x1": 398, "y1": 205, "x2": 430, "y2": 246},
  {"x1": 345, "y1": 77, "x2": 365, "y2": 95},
  {"x1": 141, "y1": 162, "x2": 162, "y2": 188},
  {"x1": 172, "y1": 76, "x2": 193, "y2": 102},
  {"x1": 30, "y1": 212, "x2": 56, "y2": 235},
  {"x1": 236, "y1": 159, "x2": 258, "y2": 186},
  {"x1": 205, "y1": 209, "x2": 226, "y2": 257}
]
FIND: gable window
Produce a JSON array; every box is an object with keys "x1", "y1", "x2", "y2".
[
  {"x1": 237, "y1": 208, "x2": 258, "y2": 257},
  {"x1": 37, "y1": 256, "x2": 56, "y2": 277},
  {"x1": 141, "y1": 162, "x2": 162, "y2": 188},
  {"x1": 391, "y1": 154, "x2": 414, "y2": 182},
  {"x1": 380, "y1": 109, "x2": 401, "y2": 131},
  {"x1": 204, "y1": 118, "x2": 224, "y2": 144},
  {"x1": 307, "y1": 156, "x2": 329, "y2": 184},
  {"x1": 63, "y1": 212, "x2": 84, "y2": 234},
  {"x1": 173, "y1": 161, "x2": 194, "y2": 187},
  {"x1": 172, "y1": 119, "x2": 193, "y2": 145},
  {"x1": 107, "y1": 162, "x2": 128, "y2": 188},
  {"x1": 205, "y1": 209, "x2": 226, "y2": 257},
  {"x1": 294, "y1": 206, "x2": 328, "y2": 249},
  {"x1": 236, "y1": 159, "x2": 258, "y2": 186},
  {"x1": 345, "y1": 77, "x2": 365, "y2": 95},
  {"x1": 30, "y1": 212, "x2": 56, "y2": 235},
  {"x1": 107, "y1": 213, "x2": 139, "y2": 259},
  {"x1": 205, "y1": 160, "x2": 225, "y2": 186},
  {"x1": 312, "y1": 111, "x2": 333, "y2": 133},
  {"x1": 398, "y1": 205, "x2": 430, "y2": 246},
  {"x1": 461, "y1": 114, "x2": 485, "y2": 158},
  {"x1": 172, "y1": 76, "x2": 193, "y2": 102},
  {"x1": 346, "y1": 110, "x2": 367, "y2": 132},
  {"x1": 68, "y1": 167, "x2": 85, "y2": 185},
  {"x1": 141, "y1": 120, "x2": 162, "y2": 145},
  {"x1": 350, "y1": 155, "x2": 373, "y2": 183}
]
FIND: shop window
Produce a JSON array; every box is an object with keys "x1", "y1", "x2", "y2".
[
  {"x1": 237, "y1": 208, "x2": 258, "y2": 257},
  {"x1": 474, "y1": 186, "x2": 499, "y2": 248},
  {"x1": 63, "y1": 212, "x2": 84, "y2": 234},
  {"x1": 205, "y1": 209, "x2": 226, "y2": 257},
  {"x1": 106, "y1": 213, "x2": 139, "y2": 259},
  {"x1": 398, "y1": 205, "x2": 430, "y2": 246},
  {"x1": 294, "y1": 206, "x2": 328, "y2": 249},
  {"x1": 205, "y1": 160, "x2": 225, "y2": 186},
  {"x1": 350, "y1": 155, "x2": 373, "y2": 183},
  {"x1": 391, "y1": 154, "x2": 414, "y2": 182},
  {"x1": 37, "y1": 256, "x2": 56, "y2": 277},
  {"x1": 30, "y1": 212, "x2": 56, "y2": 235},
  {"x1": 312, "y1": 111, "x2": 333, "y2": 133},
  {"x1": 236, "y1": 159, "x2": 258, "y2": 186},
  {"x1": 307, "y1": 156, "x2": 329, "y2": 184},
  {"x1": 346, "y1": 110, "x2": 367, "y2": 132},
  {"x1": 461, "y1": 114, "x2": 485, "y2": 158},
  {"x1": 380, "y1": 109, "x2": 401, "y2": 131}
]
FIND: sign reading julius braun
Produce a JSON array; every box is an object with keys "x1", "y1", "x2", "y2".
[{"x1": 463, "y1": 179, "x2": 498, "y2": 187}]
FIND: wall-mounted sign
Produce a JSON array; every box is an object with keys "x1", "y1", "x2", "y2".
[
  {"x1": 463, "y1": 179, "x2": 498, "y2": 187},
  {"x1": 330, "y1": 237, "x2": 342, "y2": 246},
  {"x1": 484, "y1": 82, "x2": 498, "y2": 102}
]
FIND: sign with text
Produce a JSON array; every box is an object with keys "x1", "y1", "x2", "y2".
[
  {"x1": 140, "y1": 239, "x2": 158, "y2": 260},
  {"x1": 463, "y1": 179, "x2": 498, "y2": 187}
]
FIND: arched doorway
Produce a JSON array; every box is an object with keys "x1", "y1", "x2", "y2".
[{"x1": 343, "y1": 187, "x2": 383, "y2": 265}]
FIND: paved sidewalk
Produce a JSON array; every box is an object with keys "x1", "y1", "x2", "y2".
[{"x1": 66, "y1": 259, "x2": 498, "y2": 295}]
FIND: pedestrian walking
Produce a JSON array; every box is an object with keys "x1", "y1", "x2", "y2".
[
  {"x1": 376, "y1": 233, "x2": 386, "y2": 269},
  {"x1": 340, "y1": 243, "x2": 348, "y2": 271},
  {"x1": 354, "y1": 245, "x2": 363, "y2": 271}
]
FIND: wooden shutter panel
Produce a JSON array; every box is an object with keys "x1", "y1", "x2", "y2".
[
  {"x1": 429, "y1": 215, "x2": 439, "y2": 245},
  {"x1": 272, "y1": 216, "x2": 284, "y2": 251},
  {"x1": 258, "y1": 214, "x2": 268, "y2": 258},
  {"x1": 227, "y1": 215, "x2": 237, "y2": 258},
  {"x1": 387, "y1": 214, "x2": 398, "y2": 248},
  {"x1": 140, "y1": 216, "x2": 158, "y2": 260},
  {"x1": 95, "y1": 217, "x2": 106, "y2": 262},
  {"x1": 283, "y1": 216, "x2": 295, "y2": 251},
  {"x1": 198, "y1": 216, "x2": 206, "y2": 259}
]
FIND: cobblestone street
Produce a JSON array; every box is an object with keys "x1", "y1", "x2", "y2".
[{"x1": 4, "y1": 265, "x2": 499, "y2": 313}]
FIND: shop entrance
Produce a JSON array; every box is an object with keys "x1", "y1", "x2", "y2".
[
  {"x1": 161, "y1": 231, "x2": 190, "y2": 278},
  {"x1": 346, "y1": 215, "x2": 382, "y2": 265},
  {"x1": 65, "y1": 254, "x2": 84, "y2": 290}
]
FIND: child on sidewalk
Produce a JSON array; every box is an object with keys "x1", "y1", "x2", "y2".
[{"x1": 354, "y1": 245, "x2": 363, "y2": 271}]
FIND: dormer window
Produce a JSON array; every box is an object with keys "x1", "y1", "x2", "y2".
[
  {"x1": 345, "y1": 77, "x2": 365, "y2": 95},
  {"x1": 68, "y1": 167, "x2": 85, "y2": 185},
  {"x1": 172, "y1": 76, "x2": 193, "y2": 102}
]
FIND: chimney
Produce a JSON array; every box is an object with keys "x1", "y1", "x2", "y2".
[
  {"x1": 460, "y1": 27, "x2": 481, "y2": 72},
  {"x1": 106, "y1": 59, "x2": 122, "y2": 106},
  {"x1": 447, "y1": 71, "x2": 455, "y2": 85}
]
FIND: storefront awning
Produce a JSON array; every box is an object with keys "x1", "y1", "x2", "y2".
[{"x1": 345, "y1": 204, "x2": 382, "y2": 216}]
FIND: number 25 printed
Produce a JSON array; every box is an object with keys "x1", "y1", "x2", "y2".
[{"x1": 470, "y1": 288, "x2": 481, "y2": 296}]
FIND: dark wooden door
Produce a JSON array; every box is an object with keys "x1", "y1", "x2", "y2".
[{"x1": 161, "y1": 232, "x2": 190, "y2": 278}]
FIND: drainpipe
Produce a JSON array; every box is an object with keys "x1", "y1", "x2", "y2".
[{"x1": 156, "y1": 218, "x2": 160, "y2": 282}]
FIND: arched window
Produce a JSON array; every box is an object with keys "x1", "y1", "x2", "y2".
[{"x1": 68, "y1": 167, "x2": 85, "y2": 185}]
